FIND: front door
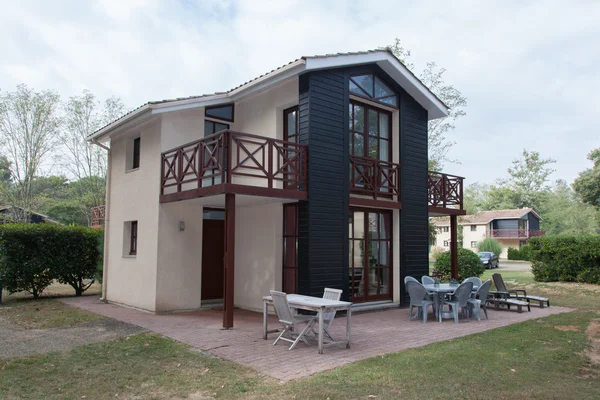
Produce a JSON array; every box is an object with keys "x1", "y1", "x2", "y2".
[
  {"x1": 349, "y1": 209, "x2": 393, "y2": 302},
  {"x1": 201, "y1": 218, "x2": 225, "y2": 300}
]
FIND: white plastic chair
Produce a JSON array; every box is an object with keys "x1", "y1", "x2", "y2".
[
  {"x1": 406, "y1": 281, "x2": 435, "y2": 323},
  {"x1": 468, "y1": 280, "x2": 492, "y2": 321},
  {"x1": 319, "y1": 287, "x2": 343, "y2": 340},
  {"x1": 442, "y1": 281, "x2": 473, "y2": 324},
  {"x1": 270, "y1": 290, "x2": 317, "y2": 350},
  {"x1": 421, "y1": 276, "x2": 435, "y2": 285},
  {"x1": 404, "y1": 276, "x2": 419, "y2": 285}
]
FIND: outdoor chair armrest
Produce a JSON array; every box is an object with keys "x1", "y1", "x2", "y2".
[
  {"x1": 509, "y1": 289, "x2": 527, "y2": 296},
  {"x1": 488, "y1": 290, "x2": 509, "y2": 299}
]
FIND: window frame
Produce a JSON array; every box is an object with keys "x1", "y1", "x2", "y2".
[
  {"x1": 132, "y1": 137, "x2": 141, "y2": 170},
  {"x1": 349, "y1": 73, "x2": 398, "y2": 109},
  {"x1": 443, "y1": 240, "x2": 449, "y2": 247},
  {"x1": 204, "y1": 120, "x2": 230, "y2": 136},
  {"x1": 205, "y1": 103, "x2": 235, "y2": 122},
  {"x1": 471, "y1": 225, "x2": 477, "y2": 231},
  {"x1": 471, "y1": 241, "x2": 478, "y2": 248},
  {"x1": 443, "y1": 226, "x2": 449, "y2": 233},
  {"x1": 349, "y1": 100, "x2": 392, "y2": 162},
  {"x1": 129, "y1": 221, "x2": 138, "y2": 255}
]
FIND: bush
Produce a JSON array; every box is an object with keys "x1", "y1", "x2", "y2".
[
  {"x1": 508, "y1": 244, "x2": 532, "y2": 261},
  {"x1": 529, "y1": 235, "x2": 600, "y2": 284},
  {"x1": 429, "y1": 246, "x2": 445, "y2": 261},
  {"x1": 0, "y1": 224, "x2": 102, "y2": 297},
  {"x1": 477, "y1": 237, "x2": 502, "y2": 257},
  {"x1": 433, "y1": 248, "x2": 485, "y2": 281}
]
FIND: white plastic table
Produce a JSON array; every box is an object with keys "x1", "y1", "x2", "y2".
[
  {"x1": 423, "y1": 284, "x2": 479, "y2": 322},
  {"x1": 263, "y1": 294, "x2": 352, "y2": 354}
]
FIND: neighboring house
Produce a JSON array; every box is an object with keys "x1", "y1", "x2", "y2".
[
  {"x1": 432, "y1": 208, "x2": 544, "y2": 258},
  {"x1": 0, "y1": 205, "x2": 59, "y2": 224},
  {"x1": 88, "y1": 50, "x2": 466, "y2": 328}
]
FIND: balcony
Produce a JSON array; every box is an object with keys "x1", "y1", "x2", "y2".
[
  {"x1": 90, "y1": 205, "x2": 105, "y2": 228},
  {"x1": 488, "y1": 229, "x2": 545, "y2": 239},
  {"x1": 349, "y1": 155, "x2": 465, "y2": 214},
  {"x1": 160, "y1": 130, "x2": 308, "y2": 202}
]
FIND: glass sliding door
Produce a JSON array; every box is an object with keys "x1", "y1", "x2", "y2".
[{"x1": 349, "y1": 208, "x2": 392, "y2": 302}]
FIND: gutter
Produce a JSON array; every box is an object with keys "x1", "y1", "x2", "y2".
[{"x1": 92, "y1": 138, "x2": 111, "y2": 302}]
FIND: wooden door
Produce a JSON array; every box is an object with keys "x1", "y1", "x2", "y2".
[{"x1": 201, "y1": 219, "x2": 225, "y2": 300}]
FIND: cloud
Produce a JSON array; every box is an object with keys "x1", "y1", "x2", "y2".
[{"x1": 1, "y1": 0, "x2": 598, "y2": 184}]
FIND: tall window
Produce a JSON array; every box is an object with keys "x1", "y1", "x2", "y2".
[
  {"x1": 282, "y1": 204, "x2": 298, "y2": 293},
  {"x1": 349, "y1": 102, "x2": 391, "y2": 162},
  {"x1": 130, "y1": 221, "x2": 138, "y2": 255},
  {"x1": 349, "y1": 209, "x2": 392, "y2": 302},
  {"x1": 349, "y1": 74, "x2": 397, "y2": 107},
  {"x1": 204, "y1": 120, "x2": 229, "y2": 136},
  {"x1": 132, "y1": 137, "x2": 140, "y2": 169},
  {"x1": 284, "y1": 106, "x2": 298, "y2": 143}
]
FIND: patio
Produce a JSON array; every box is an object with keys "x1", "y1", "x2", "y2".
[{"x1": 63, "y1": 296, "x2": 570, "y2": 382}]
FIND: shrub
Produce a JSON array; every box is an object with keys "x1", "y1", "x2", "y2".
[
  {"x1": 508, "y1": 245, "x2": 532, "y2": 261},
  {"x1": 0, "y1": 224, "x2": 102, "y2": 297},
  {"x1": 477, "y1": 237, "x2": 502, "y2": 257},
  {"x1": 429, "y1": 246, "x2": 445, "y2": 261},
  {"x1": 529, "y1": 235, "x2": 600, "y2": 284},
  {"x1": 433, "y1": 248, "x2": 485, "y2": 281},
  {"x1": 0, "y1": 224, "x2": 54, "y2": 298}
]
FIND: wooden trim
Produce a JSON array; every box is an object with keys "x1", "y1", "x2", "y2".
[
  {"x1": 427, "y1": 206, "x2": 467, "y2": 216},
  {"x1": 350, "y1": 197, "x2": 401, "y2": 209},
  {"x1": 160, "y1": 183, "x2": 308, "y2": 203},
  {"x1": 349, "y1": 73, "x2": 399, "y2": 109},
  {"x1": 450, "y1": 215, "x2": 458, "y2": 280},
  {"x1": 223, "y1": 193, "x2": 235, "y2": 329}
]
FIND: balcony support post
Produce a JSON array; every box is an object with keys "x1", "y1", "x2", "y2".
[
  {"x1": 223, "y1": 193, "x2": 236, "y2": 329},
  {"x1": 450, "y1": 214, "x2": 458, "y2": 280}
]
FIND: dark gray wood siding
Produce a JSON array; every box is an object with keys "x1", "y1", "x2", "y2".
[
  {"x1": 494, "y1": 219, "x2": 519, "y2": 230},
  {"x1": 297, "y1": 71, "x2": 349, "y2": 299},
  {"x1": 399, "y1": 93, "x2": 429, "y2": 305},
  {"x1": 528, "y1": 213, "x2": 540, "y2": 230}
]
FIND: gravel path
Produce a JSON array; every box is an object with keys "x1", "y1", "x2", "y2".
[{"x1": 0, "y1": 317, "x2": 146, "y2": 359}]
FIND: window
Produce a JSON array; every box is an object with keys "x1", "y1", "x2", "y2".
[
  {"x1": 130, "y1": 221, "x2": 138, "y2": 255},
  {"x1": 205, "y1": 104, "x2": 234, "y2": 122},
  {"x1": 443, "y1": 241, "x2": 449, "y2": 247},
  {"x1": 349, "y1": 101, "x2": 391, "y2": 161},
  {"x1": 471, "y1": 241, "x2": 478, "y2": 248},
  {"x1": 204, "y1": 120, "x2": 229, "y2": 136},
  {"x1": 443, "y1": 226, "x2": 449, "y2": 233},
  {"x1": 132, "y1": 138, "x2": 140, "y2": 169},
  {"x1": 123, "y1": 221, "x2": 138, "y2": 256},
  {"x1": 349, "y1": 74, "x2": 397, "y2": 107},
  {"x1": 471, "y1": 225, "x2": 477, "y2": 231},
  {"x1": 284, "y1": 106, "x2": 298, "y2": 143}
]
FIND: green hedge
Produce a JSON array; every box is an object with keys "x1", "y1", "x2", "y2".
[
  {"x1": 433, "y1": 248, "x2": 485, "y2": 281},
  {"x1": 529, "y1": 235, "x2": 600, "y2": 284},
  {"x1": 507, "y1": 244, "x2": 531, "y2": 261},
  {"x1": 0, "y1": 224, "x2": 104, "y2": 297}
]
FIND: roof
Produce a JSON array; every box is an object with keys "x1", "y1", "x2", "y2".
[
  {"x1": 88, "y1": 49, "x2": 449, "y2": 142},
  {"x1": 431, "y1": 208, "x2": 542, "y2": 226},
  {"x1": 0, "y1": 205, "x2": 61, "y2": 224}
]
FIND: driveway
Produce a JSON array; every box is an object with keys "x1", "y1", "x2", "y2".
[{"x1": 498, "y1": 260, "x2": 532, "y2": 272}]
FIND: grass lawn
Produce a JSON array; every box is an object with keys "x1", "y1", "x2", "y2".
[{"x1": 1, "y1": 275, "x2": 599, "y2": 399}]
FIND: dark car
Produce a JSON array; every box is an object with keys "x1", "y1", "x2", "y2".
[{"x1": 478, "y1": 252, "x2": 499, "y2": 269}]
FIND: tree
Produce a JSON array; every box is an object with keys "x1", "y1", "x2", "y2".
[
  {"x1": 60, "y1": 90, "x2": 124, "y2": 224},
  {"x1": 540, "y1": 180, "x2": 598, "y2": 235},
  {"x1": 477, "y1": 237, "x2": 503, "y2": 257},
  {"x1": 387, "y1": 39, "x2": 467, "y2": 170},
  {"x1": 0, "y1": 85, "x2": 61, "y2": 221},
  {"x1": 573, "y1": 148, "x2": 600, "y2": 209}
]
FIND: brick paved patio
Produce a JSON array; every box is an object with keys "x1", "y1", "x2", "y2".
[{"x1": 63, "y1": 296, "x2": 570, "y2": 381}]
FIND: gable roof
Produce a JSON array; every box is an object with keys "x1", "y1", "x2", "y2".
[
  {"x1": 431, "y1": 208, "x2": 542, "y2": 226},
  {"x1": 88, "y1": 49, "x2": 449, "y2": 142}
]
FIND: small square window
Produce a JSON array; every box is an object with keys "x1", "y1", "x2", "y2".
[
  {"x1": 443, "y1": 226, "x2": 449, "y2": 233},
  {"x1": 471, "y1": 225, "x2": 477, "y2": 231},
  {"x1": 443, "y1": 241, "x2": 449, "y2": 247},
  {"x1": 471, "y1": 241, "x2": 478, "y2": 248}
]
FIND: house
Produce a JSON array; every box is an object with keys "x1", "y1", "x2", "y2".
[
  {"x1": 88, "y1": 50, "x2": 466, "y2": 328},
  {"x1": 0, "y1": 205, "x2": 59, "y2": 224},
  {"x1": 432, "y1": 208, "x2": 544, "y2": 258}
]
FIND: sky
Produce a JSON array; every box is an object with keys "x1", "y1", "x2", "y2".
[{"x1": 1, "y1": 0, "x2": 599, "y2": 187}]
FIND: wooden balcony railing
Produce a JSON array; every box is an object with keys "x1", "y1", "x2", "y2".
[
  {"x1": 90, "y1": 205, "x2": 105, "y2": 228},
  {"x1": 428, "y1": 171, "x2": 464, "y2": 210},
  {"x1": 160, "y1": 130, "x2": 307, "y2": 199},
  {"x1": 489, "y1": 229, "x2": 545, "y2": 239},
  {"x1": 349, "y1": 155, "x2": 401, "y2": 199}
]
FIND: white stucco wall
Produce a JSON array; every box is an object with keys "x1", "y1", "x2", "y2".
[
  {"x1": 234, "y1": 202, "x2": 283, "y2": 311},
  {"x1": 155, "y1": 202, "x2": 204, "y2": 312},
  {"x1": 160, "y1": 108, "x2": 205, "y2": 152},
  {"x1": 105, "y1": 122, "x2": 161, "y2": 312},
  {"x1": 463, "y1": 224, "x2": 487, "y2": 250}
]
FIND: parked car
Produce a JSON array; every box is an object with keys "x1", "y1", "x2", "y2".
[{"x1": 478, "y1": 252, "x2": 499, "y2": 269}]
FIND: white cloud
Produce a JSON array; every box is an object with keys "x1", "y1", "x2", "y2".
[{"x1": 0, "y1": 0, "x2": 598, "y2": 184}]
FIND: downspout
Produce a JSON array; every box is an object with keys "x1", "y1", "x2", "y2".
[{"x1": 92, "y1": 139, "x2": 111, "y2": 302}]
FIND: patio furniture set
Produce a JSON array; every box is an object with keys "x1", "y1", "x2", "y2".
[
  {"x1": 405, "y1": 273, "x2": 550, "y2": 324},
  {"x1": 262, "y1": 273, "x2": 549, "y2": 353}
]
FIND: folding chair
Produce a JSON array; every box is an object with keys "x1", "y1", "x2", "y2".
[
  {"x1": 270, "y1": 290, "x2": 317, "y2": 350},
  {"x1": 317, "y1": 287, "x2": 343, "y2": 340}
]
